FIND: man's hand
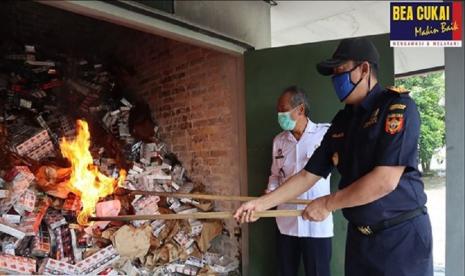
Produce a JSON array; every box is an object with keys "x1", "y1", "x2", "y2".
[
  {"x1": 302, "y1": 195, "x2": 331, "y2": 221},
  {"x1": 234, "y1": 170, "x2": 322, "y2": 224},
  {"x1": 234, "y1": 199, "x2": 264, "y2": 224}
]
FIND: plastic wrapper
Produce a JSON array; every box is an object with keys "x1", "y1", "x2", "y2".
[{"x1": 35, "y1": 166, "x2": 72, "y2": 199}]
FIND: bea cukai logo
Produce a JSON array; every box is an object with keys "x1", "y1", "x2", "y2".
[
  {"x1": 393, "y1": 5, "x2": 450, "y2": 21},
  {"x1": 391, "y1": 3, "x2": 460, "y2": 38}
]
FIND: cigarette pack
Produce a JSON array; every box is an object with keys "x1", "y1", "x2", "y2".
[
  {"x1": 132, "y1": 195, "x2": 160, "y2": 215},
  {"x1": 9, "y1": 127, "x2": 51, "y2": 158},
  {"x1": 44, "y1": 210, "x2": 67, "y2": 230},
  {"x1": 40, "y1": 79, "x2": 63, "y2": 90},
  {"x1": 185, "y1": 256, "x2": 204, "y2": 268},
  {"x1": 173, "y1": 230, "x2": 195, "y2": 249},
  {"x1": 38, "y1": 257, "x2": 79, "y2": 275},
  {"x1": 1, "y1": 236, "x2": 17, "y2": 255},
  {"x1": 60, "y1": 226, "x2": 75, "y2": 263},
  {"x1": 0, "y1": 190, "x2": 9, "y2": 199},
  {"x1": 20, "y1": 198, "x2": 50, "y2": 234},
  {"x1": 63, "y1": 194, "x2": 82, "y2": 212},
  {"x1": 1, "y1": 214, "x2": 21, "y2": 225},
  {"x1": 167, "y1": 261, "x2": 199, "y2": 276},
  {"x1": 0, "y1": 254, "x2": 36, "y2": 274},
  {"x1": 75, "y1": 245, "x2": 120, "y2": 275},
  {"x1": 0, "y1": 218, "x2": 27, "y2": 240},
  {"x1": 189, "y1": 220, "x2": 204, "y2": 237},
  {"x1": 31, "y1": 236, "x2": 50, "y2": 257},
  {"x1": 26, "y1": 60, "x2": 55, "y2": 67},
  {"x1": 14, "y1": 189, "x2": 36, "y2": 214},
  {"x1": 151, "y1": 220, "x2": 166, "y2": 238}
]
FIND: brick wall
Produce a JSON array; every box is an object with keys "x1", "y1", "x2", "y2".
[
  {"x1": 0, "y1": 1, "x2": 244, "y2": 210},
  {"x1": 114, "y1": 34, "x2": 243, "y2": 210}
]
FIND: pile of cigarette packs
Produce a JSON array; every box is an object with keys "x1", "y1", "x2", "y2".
[{"x1": 0, "y1": 44, "x2": 239, "y2": 275}]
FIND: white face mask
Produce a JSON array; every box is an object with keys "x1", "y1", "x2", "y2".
[{"x1": 277, "y1": 106, "x2": 299, "y2": 131}]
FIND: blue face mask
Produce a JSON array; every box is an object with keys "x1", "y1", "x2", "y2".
[
  {"x1": 278, "y1": 106, "x2": 299, "y2": 131},
  {"x1": 331, "y1": 64, "x2": 363, "y2": 102}
]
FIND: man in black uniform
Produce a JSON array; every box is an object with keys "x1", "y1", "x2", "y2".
[{"x1": 234, "y1": 37, "x2": 433, "y2": 276}]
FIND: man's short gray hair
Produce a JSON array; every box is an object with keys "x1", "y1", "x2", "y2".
[{"x1": 282, "y1": 86, "x2": 310, "y2": 116}]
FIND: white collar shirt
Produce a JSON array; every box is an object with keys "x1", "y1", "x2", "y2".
[{"x1": 268, "y1": 118, "x2": 333, "y2": 237}]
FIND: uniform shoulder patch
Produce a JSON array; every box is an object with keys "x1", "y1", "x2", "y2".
[
  {"x1": 385, "y1": 113, "x2": 404, "y2": 134},
  {"x1": 386, "y1": 86, "x2": 410, "y2": 94}
]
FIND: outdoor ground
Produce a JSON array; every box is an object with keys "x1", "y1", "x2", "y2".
[{"x1": 424, "y1": 175, "x2": 446, "y2": 276}]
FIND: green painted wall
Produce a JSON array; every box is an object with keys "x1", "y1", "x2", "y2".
[{"x1": 244, "y1": 34, "x2": 393, "y2": 276}]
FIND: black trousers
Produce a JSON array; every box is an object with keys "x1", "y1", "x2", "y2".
[
  {"x1": 345, "y1": 214, "x2": 433, "y2": 276},
  {"x1": 276, "y1": 230, "x2": 332, "y2": 276}
]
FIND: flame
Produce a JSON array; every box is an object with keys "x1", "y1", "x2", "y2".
[{"x1": 59, "y1": 120, "x2": 126, "y2": 225}]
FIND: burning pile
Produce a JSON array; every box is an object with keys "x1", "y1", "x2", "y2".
[
  {"x1": 0, "y1": 44, "x2": 240, "y2": 275},
  {"x1": 59, "y1": 119, "x2": 126, "y2": 225}
]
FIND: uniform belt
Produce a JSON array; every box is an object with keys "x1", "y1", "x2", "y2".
[{"x1": 355, "y1": 206, "x2": 427, "y2": 236}]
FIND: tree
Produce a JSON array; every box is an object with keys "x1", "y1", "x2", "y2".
[{"x1": 395, "y1": 71, "x2": 445, "y2": 173}]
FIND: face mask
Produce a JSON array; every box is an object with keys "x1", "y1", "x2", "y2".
[
  {"x1": 278, "y1": 106, "x2": 299, "y2": 131},
  {"x1": 331, "y1": 64, "x2": 363, "y2": 102}
]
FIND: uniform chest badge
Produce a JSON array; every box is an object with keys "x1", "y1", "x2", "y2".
[
  {"x1": 385, "y1": 113, "x2": 404, "y2": 134},
  {"x1": 363, "y1": 108, "x2": 379, "y2": 128},
  {"x1": 332, "y1": 152, "x2": 339, "y2": 166},
  {"x1": 331, "y1": 132, "x2": 344, "y2": 138}
]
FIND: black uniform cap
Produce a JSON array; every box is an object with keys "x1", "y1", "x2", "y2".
[{"x1": 316, "y1": 37, "x2": 380, "y2": 76}]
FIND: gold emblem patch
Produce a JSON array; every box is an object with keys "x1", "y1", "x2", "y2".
[
  {"x1": 357, "y1": 226, "x2": 373, "y2": 235},
  {"x1": 363, "y1": 108, "x2": 379, "y2": 128},
  {"x1": 385, "y1": 113, "x2": 404, "y2": 134},
  {"x1": 389, "y1": 104, "x2": 407, "y2": 111},
  {"x1": 332, "y1": 152, "x2": 339, "y2": 166}
]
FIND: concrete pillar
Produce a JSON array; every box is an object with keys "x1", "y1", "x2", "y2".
[{"x1": 445, "y1": 5, "x2": 465, "y2": 275}]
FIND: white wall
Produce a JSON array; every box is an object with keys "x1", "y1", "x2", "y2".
[
  {"x1": 175, "y1": 1, "x2": 271, "y2": 49},
  {"x1": 270, "y1": 1, "x2": 445, "y2": 75}
]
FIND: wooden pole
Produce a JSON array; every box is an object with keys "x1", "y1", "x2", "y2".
[
  {"x1": 130, "y1": 191, "x2": 312, "y2": 205},
  {"x1": 88, "y1": 209, "x2": 303, "y2": 221}
]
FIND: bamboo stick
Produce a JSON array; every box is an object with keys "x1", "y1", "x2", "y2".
[
  {"x1": 88, "y1": 209, "x2": 303, "y2": 222},
  {"x1": 129, "y1": 191, "x2": 312, "y2": 205}
]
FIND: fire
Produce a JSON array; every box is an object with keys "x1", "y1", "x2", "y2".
[{"x1": 59, "y1": 120, "x2": 126, "y2": 225}]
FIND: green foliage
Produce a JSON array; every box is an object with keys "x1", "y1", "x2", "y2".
[{"x1": 395, "y1": 71, "x2": 445, "y2": 172}]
